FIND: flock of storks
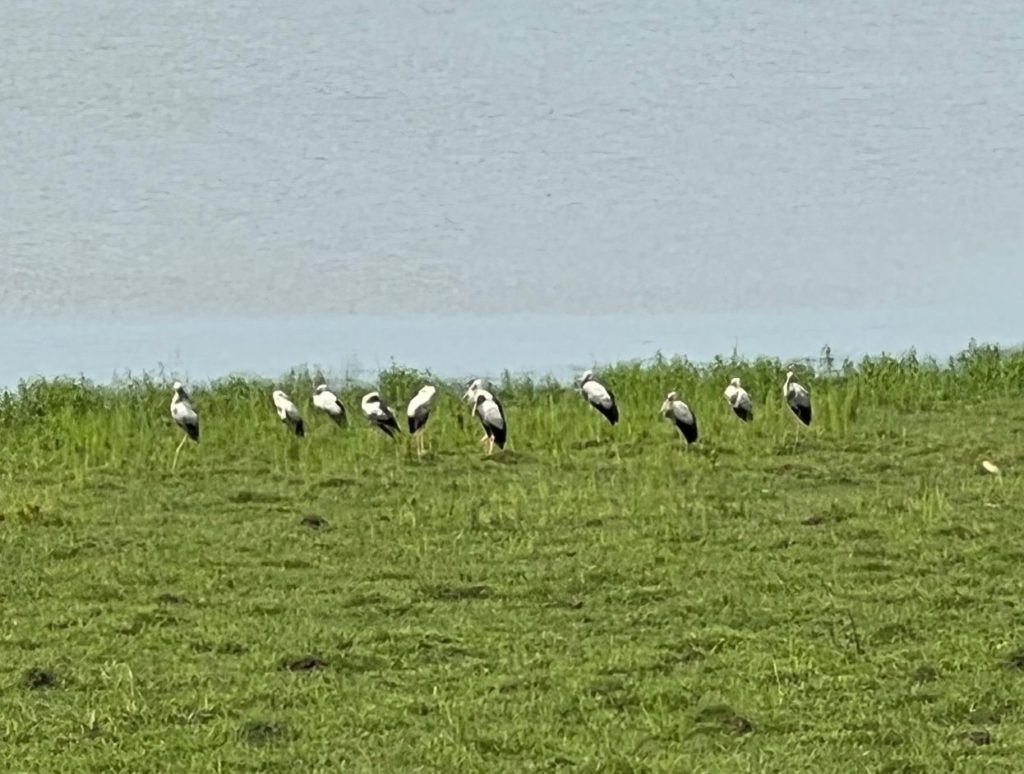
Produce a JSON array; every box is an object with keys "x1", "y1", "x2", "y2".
[{"x1": 167, "y1": 369, "x2": 812, "y2": 468}]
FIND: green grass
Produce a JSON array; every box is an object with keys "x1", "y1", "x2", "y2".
[{"x1": 2, "y1": 342, "x2": 1024, "y2": 771}]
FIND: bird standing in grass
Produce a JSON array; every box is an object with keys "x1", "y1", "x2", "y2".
[
  {"x1": 784, "y1": 371, "x2": 812, "y2": 426},
  {"x1": 361, "y1": 391, "x2": 400, "y2": 439},
  {"x1": 472, "y1": 390, "x2": 507, "y2": 454},
  {"x1": 406, "y1": 385, "x2": 436, "y2": 455},
  {"x1": 660, "y1": 391, "x2": 699, "y2": 444},
  {"x1": 463, "y1": 378, "x2": 490, "y2": 402},
  {"x1": 272, "y1": 390, "x2": 305, "y2": 436},
  {"x1": 170, "y1": 381, "x2": 199, "y2": 471},
  {"x1": 724, "y1": 377, "x2": 753, "y2": 422},
  {"x1": 578, "y1": 370, "x2": 619, "y2": 425},
  {"x1": 464, "y1": 379, "x2": 495, "y2": 446},
  {"x1": 312, "y1": 384, "x2": 347, "y2": 427}
]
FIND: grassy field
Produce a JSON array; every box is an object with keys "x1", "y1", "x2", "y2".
[{"x1": 2, "y1": 344, "x2": 1024, "y2": 772}]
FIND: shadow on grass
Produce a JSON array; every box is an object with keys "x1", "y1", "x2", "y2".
[
  {"x1": 229, "y1": 490, "x2": 287, "y2": 504},
  {"x1": 281, "y1": 655, "x2": 328, "y2": 672},
  {"x1": 300, "y1": 514, "x2": 328, "y2": 528},
  {"x1": 316, "y1": 477, "x2": 356, "y2": 489},
  {"x1": 240, "y1": 720, "x2": 289, "y2": 746},
  {"x1": 23, "y1": 668, "x2": 58, "y2": 690},
  {"x1": 693, "y1": 703, "x2": 755, "y2": 736}
]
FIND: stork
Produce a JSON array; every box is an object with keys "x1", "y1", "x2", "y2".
[
  {"x1": 312, "y1": 384, "x2": 347, "y2": 426},
  {"x1": 406, "y1": 385, "x2": 436, "y2": 455},
  {"x1": 578, "y1": 370, "x2": 619, "y2": 425},
  {"x1": 724, "y1": 377, "x2": 753, "y2": 422},
  {"x1": 660, "y1": 391, "x2": 698, "y2": 444},
  {"x1": 272, "y1": 390, "x2": 305, "y2": 436},
  {"x1": 361, "y1": 391, "x2": 400, "y2": 439},
  {"x1": 472, "y1": 391, "x2": 507, "y2": 454},
  {"x1": 170, "y1": 381, "x2": 199, "y2": 471},
  {"x1": 784, "y1": 371, "x2": 812, "y2": 426}
]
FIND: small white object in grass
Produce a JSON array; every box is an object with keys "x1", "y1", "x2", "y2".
[{"x1": 981, "y1": 460, "x2": 1001, "y2": 475}]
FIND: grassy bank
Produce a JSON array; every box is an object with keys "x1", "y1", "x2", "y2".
[{"x1": 2, "y1": 344, "x2": 1024, "y2": 771}]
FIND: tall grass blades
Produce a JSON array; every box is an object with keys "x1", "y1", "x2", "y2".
[{"x1": 1, "y1": 343, "x2": 1023, "y2": 770}]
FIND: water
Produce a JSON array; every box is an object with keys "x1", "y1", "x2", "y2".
[{"x1": 2, "y1": 1, "x2": 1023, "y2": 386}]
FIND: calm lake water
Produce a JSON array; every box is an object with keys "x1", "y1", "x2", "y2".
[{"x1": 2, "y1": 1, "x2": 1023, "y2": 386}]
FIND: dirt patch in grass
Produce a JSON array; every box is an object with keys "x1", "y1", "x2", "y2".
[
  {"x1": 871, "y1": 623, "x2": 916, "y2": 646},
  {"x1": 300, "y1": 514, "x2": 327, "y2": 528},
  {"x1": 428, "y1": 583, "x2": 494, "y2": 601},
  {"x1": 483, "y1": 452, "x2": 520, "y2": 465},
  {"x1": 282, "y1": 655, "x2": 328, "y2": 672},
  {"x1": 957, "y1": 729, "x2": 993, "y2": 746},
  {"x1": 910, "y1": 665, "x2": 939, "y2": 684},
  {"x1": 693, "y1": 703, "x2": 755, "y2": 735},
  {"x1": 585, "y1": 676, "x2": 639, "y2": 711},
  {"x1": 967, "y1": 702, "x2": 1013, "y2": 725},
  {"x1": 651, "y1": 645, "x2": 709, "y2": 674},
  {"x1": 317, "y1": 477, "x2": 355, "y2": 489},
  {"x1": 1006, "y1": 649, "x2": 1024, "y2": 670},
  {"x1": 240, "y1": 720, "x2": 288, "y2": 746},
  {"x1": 23, "y1": 668, "x2": 58, "y2": 690},
  {"x1": 229, "y1": 491, "x2": 285, "y2": 505},
  {"x1": 156, "y1": 593, "x2": 189, "y2": 605}
]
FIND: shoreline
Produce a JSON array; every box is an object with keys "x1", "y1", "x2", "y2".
[
  {"x1": 0, "y1": 338, "x2": 1014, "y2": 394},
  {"x1": 1, "y1": 306, "x2": 1019, "y2": 389}
]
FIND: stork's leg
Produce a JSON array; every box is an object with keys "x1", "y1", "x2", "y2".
[
  {"x1": 172, "y1": 435, "x2": 188, "y2": 472},
  {"x1": 487, "y1": 437, "x2": 495, "y2": 456}
]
